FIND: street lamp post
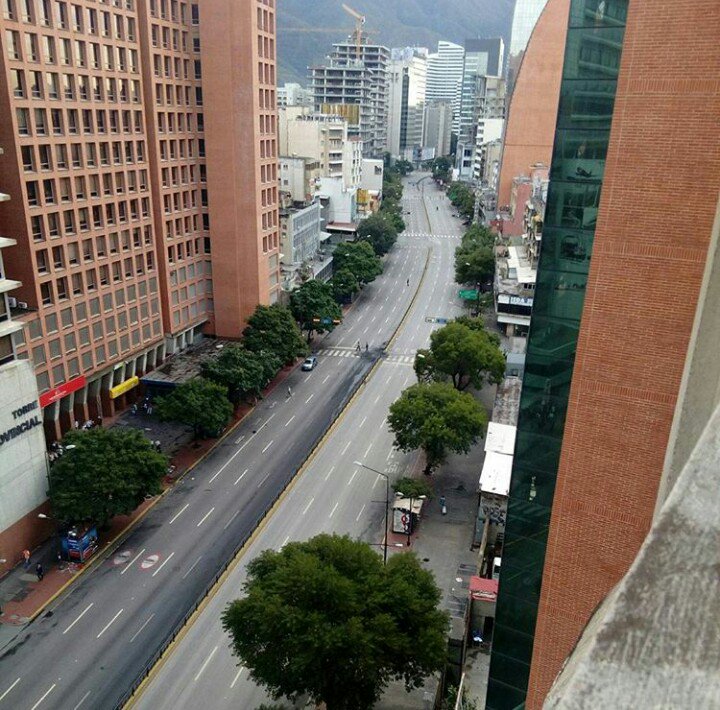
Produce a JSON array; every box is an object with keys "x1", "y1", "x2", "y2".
[
  {"x1": 399, "y1": 493, "x2": 427, "y2": 546},
  {"x1": 353, "y1": 461, "x2": 390, "y2": 565}
]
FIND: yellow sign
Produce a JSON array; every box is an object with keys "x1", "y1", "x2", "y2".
[
  {"x1": 357, "y1": 189, "x2": 369, "y2": 205},
  {"x1": 110, "y1": 376, "x2": 139, "y2": 399}
]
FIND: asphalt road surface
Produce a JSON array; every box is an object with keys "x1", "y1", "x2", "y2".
[
  {"x1": 0, "y1": 175, "x2": 465, "y2": 710},
  {"x1": 130, "y1": 175, "x2": 467, "y2": 710}
]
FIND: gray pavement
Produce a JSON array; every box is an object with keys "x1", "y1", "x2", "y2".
[
  {"x1": 132, "y1": 176, "x2": 481, "y2": 710},
  {"x1": 0, "y1": 180, "x2": 433, "y2": 710}
]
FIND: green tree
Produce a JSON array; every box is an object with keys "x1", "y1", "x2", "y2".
[
  {"x1": 392, "y1": 476, "x2": 433, "y2": 499},
  {"x1": 156, "y1": 377, "x2": 233, "y2": 439},
  {"x1": 461, "y1": 223, "x2": 495, "y2": 250},
  {"x1": 48, "y1": 428, "x2": 167, "y2": 526},
  {"x1": 290, "y1": 279, "x2": 342, "y2": 341},
  {"x1": 201, "y1": 344, "x2": 268, "y2": 406},
  {"x1": 382, "y1": 177, "x2": 403, "y2": 202},
  {"x1": 454, "y1": 245, "x2": 494, "y2": 285},
  {"x1": 332, "y1": 241, "x2": 383, "y2": 284},
  {"x1": 222, "y1": 534, "x2": 448, "y2": 710},
  {"x1": 242, "y1": 304, "x2": 309, "y2": 365},
  {"x1": 330, "y1": 268, "x2": 359, "y2": 303},
  {"x1": 414, "y1": 321, "x2": 505, "y2": 391},
  {"x1": 379, "y1": 198, "x2": 406, "y2": 234},
  {"x1": 388, "y1": 382, "x2": 487, "y2": 475},
  {"x1": 447, "y1": 182, "x2": 475, "y2": 219},
  {"x1": 431, "y1": 156, "x2": 453, "y2": 183},
  {"x1": 357, "y1": 213, "x2": 398, "y2": 256}
]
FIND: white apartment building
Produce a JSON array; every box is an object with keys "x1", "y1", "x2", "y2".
[
  {"x1": 387, "y1": 48, "x2": 427, "y2": 159},
  {"x1": 277, "y1": 82, "x2": 314, "y2": 108}
]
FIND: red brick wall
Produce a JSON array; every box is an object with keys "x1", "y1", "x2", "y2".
[
  {"x1": 497, "y1": 0, "x2": 569, "y2": 208},
  {"x1": 526, "y1": 2, "x2": 720, "y2": 707}
]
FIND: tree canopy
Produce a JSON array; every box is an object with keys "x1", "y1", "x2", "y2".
[
  {"x1": 330, "y1": 267, "x2": 360, "y2": 303},
  {"x1": 201, "y1": 344, "x2": 268, "y2": 406},
  {"x1": 357, "y1": 213, "x2": 398, "y2": 256},
  {"x1": 156, "y1": 377, "x2": 233, "y2": 438},
  {"x1": 290, "y1": 279, "x2": 342, "y2": 341},
  {"x1": 393, "y1": 476, "x2": 433, "y2": 499},
  {"x1": 414, "y1": 321, "x2": 505, "y2": 391},
  {"x1": 430, "y1": 156, "x2": 453, "y2": 183},
  {"x1": 455, "y1": 223, "x2": 496, "y2": 285},
  {"x1": 332, "y1": 241, "x2": 383, "y2": 285},
  {"x1": 242, "y1": 304, "x2": 309, "y2": 365},
  {"x1": 222, "y1": 534, "x2": 448, "y2": 710},
  {"x1": 447, "y1": 182, "x2": 475, "y2": 220},
  {"x1": 388, "y1": 382, "x2": 488, "y2": 475},
  {"x1": 48, "y1": 428, "x2": 167, "y2": 525}
]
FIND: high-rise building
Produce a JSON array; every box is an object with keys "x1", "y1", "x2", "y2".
[
  {"x1": 310, "y1": 41, "x2": 389, "y2": 158},
  {"x1": 509, "y1": 0, "x2": 550, "y2": 56},
  {"x1": 497, "y1": 0, "x2": 569, "y2": 207},
  {"x1": 425, "y1": 39, "x2": 464, "y2": 130},
  {"x1": 487, "y1": 1, "x2": 720, "y2": 708},
  {"x1": 277, "y1": 82, "x2": 313, "y2": 108},
  {"x1": 0, "y1": 0, "x2": 278, "y2": 440},
  {"x1": 386, "y1": 48, "x2": 427, "y2": 160},
  {"x1": 422, "y1": 100, "x2": 453, "y2": 158}
]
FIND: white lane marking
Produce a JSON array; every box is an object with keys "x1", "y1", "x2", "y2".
[
  {"x1": 329, "y1": 501, "x2": 339, "y2": 518},
  {"x1": 373, "y1": 474, "x2": 381, "y2": 490},
  {"x1": 325, "y1": 465, "x2": 335, "y2": 481},
  {"x1": 63, "y1": 602, "x2": 94, "y2": 635},
  {"x1": 234, "y1": 435, "x2": 245, "y2": 445},
  {"x1": 194, "y1": 645, "x2": 219, "y2": 682},
  {"x1": 257, "y1": 471, "x2": 270, "y2": 488},
  {"x1": 215, "y1": 413, "x2": 278, "y2": 475},
  {"x1": 224, "y1": 509, "x2": 240, "y2": 530},
  {"x1": 280, "y1": 536, "x2": 290, "y2": 549},
  {"x1": 182, "y1": 555, "x2": 203, "y2": 579},
  {"x1": 120, "y1": 548, "x2": 146, "y2": 575},
  {"x1": 302, "y1": 497, "x2": 315, "y2": 515},
  {"x1": 196, "y1": 507, "x2": 215, "y2": 527},
  {"x1": 262, "y1": 440, "x2": 274, "y2": 454},
  {"x1": 169, "y1": 503, "x2": 189, "y2": 525},
  {"x1": 305, "y1": 394, "x2": 314, "y2": 404},
  {"x1": 304, "y1": 374, "x2": 312, "y2": 382},
  {"x1": 230, "y1": 666, "x2": 245, "y2": 689},
  {"x1": 362, "y1": 326, "x2": 369, "y2": 334},
  {"x1": 129, "y1": 613, "x2": 155, "y2": 643},
  {"x1": 341, "y1": 441, "x2": 351, "y2": 455},
  {"x1": 364, "y1": 442, "x2": 373, "y2": 457},
  {"x1": 96, "y1": 609, "x2": 124, "y2": 638},
  {"x1": 348, "y1": 469, "x2": 357, "y2": 486},
  {"x1": 356, "y1": 503, "x2": 366, "y2": 521},
  {"x1": 152, "y1": 551, "x2": 175, "y2": 578},
  {"x1": 0, "y1": 678, "x2": 20, "y2": 703},
  {"x1": 234, "y1": 468, "x2": 248, "y2": 485},
  {"x1": 285, "y1": 415, "x2": 295, "y2": 427},
  {"x1": 385, "y1": 316, "x2": 390, "y2": 323},
  {"x1": 72, "y1": 690, "x2": 91, "y2": 710},
  {"x1": 322, "y1": 374, "x2": 331, "y2": 384},
  {"x1": 374, "y1": 394, "x2": 381, "y2": 404},
  {"x1": 359, "y1": 416, "x2": 367, "y2": 428},
  {"x1": 208, "y1": 465, "x2": 224, "y2": 484},
  {"x1": 385, "y1": 374, "x2": 393, "y2": 385},
  {"x1": 29, "y1": 684, "x2": 56, "y2": 710},
  {"x1": 378, "y1": 417, "x2": 386, "y2": 430}
]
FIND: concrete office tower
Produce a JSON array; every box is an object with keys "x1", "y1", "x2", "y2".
[
  {"x1": 509, "y1": 0, "x2": 549, "y2": 55},
  {"x1": 487, "y1": 1, "x2": 720, "y2": 708},
  {"x1": 425, "y1": 40, "x2": 464, "y2": 129},
  {"x1": 422, "y1": 100, "x2": 453, "y2": 159},
  {"x1": 497, "y1": 0, "x2": 569, "y2": 208},
  {"x1": 386, "y1": 48, "x2": 427, "y2": 160},
  {"x1": 200, "y1": 0, "x2": 280, "y2": 336},
  {"x1": 0, "y1": 0, "x2": 277, "y2": 437},
  {"x1": 311, "y1": 41, "x2": 389, "y2": 159}
]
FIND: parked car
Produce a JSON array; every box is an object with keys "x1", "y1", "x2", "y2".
[{"x1": 301, "y1": 355, "x2": 318, "y2": 371}]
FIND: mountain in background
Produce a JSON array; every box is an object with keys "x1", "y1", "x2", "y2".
[{"x1": 277, "y1": 0, "x2": 515, "y2": 84}]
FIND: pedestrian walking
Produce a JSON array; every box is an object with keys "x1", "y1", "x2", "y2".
[
  {"x1": 131, "y1": 403, "x2": 138, "y2": 415},
  {"x1": 147, "y1": 403, "x2": 153, "y2": 415},
  {"x1": 22, "y1": 549, "x2": 30, "y2": 569},
  {"x1": 365, "y1": 342, "x2": 369, "y2": 352},
  {"x1": 406, "y1": 278, "x2": 410, "y2": 287},
  {"x1": 287, "y1": 386, "x2": 293, "y2": 398},
  {"x1": 35, "y1": 563, "x2": 44, "y2": 581}
]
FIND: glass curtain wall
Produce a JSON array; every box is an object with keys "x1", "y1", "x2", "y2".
[{"x1": 486, "y1": 1, "x2": 629, "y2": 708}]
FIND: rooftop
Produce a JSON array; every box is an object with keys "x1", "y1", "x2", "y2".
[{"x1": 141, "y1": 336, "x2": 231, "y2": 387}]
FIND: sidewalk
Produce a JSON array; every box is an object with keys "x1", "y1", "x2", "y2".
[
  {"x1": 0, "y1": 360, "x2": 296, "y2": 651},
  {"x1": 378, "y1": 383, "x2": 496, "y2": 709}
]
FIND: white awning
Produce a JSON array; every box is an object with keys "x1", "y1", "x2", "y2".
[
  {"x1": 485, "y1": 422, "x2": 517, "y2": 455},
  {"x1": 479, "y1": 451, "x2": 513, "y2": 496}
]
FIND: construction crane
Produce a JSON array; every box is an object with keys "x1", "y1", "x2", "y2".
[{"x1": 341, "y1": 3, "x2": 365, "y2": 59}]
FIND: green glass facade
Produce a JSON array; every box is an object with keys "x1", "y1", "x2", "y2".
[{"x1": 486, "y1": 1, "x2": 628, "y2": 708}]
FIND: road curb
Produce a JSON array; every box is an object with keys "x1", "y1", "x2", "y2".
[{"x1": 124, "y1": 236, "x2": 434, "y2": 709}]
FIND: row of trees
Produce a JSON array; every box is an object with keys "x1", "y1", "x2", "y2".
[
  {"x1": 447, "y1": 181, "x2": 475, "y2": 221},
  {"x1": 387, "y1": 317, "x2": 504, "y2": 475},
  {"x1": 455, "y1": 223, "x2": 496, "y2": 291}
]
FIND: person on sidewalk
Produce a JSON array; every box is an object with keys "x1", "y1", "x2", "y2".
[
  {"x1": 22, "y1": 549, "x2": 30, "y2": 569},
  {"x1": 35, "y1": 563, "x2": 44, "y2": 581}
]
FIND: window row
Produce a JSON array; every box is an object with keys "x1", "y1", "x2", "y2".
[
  {"x1": 149, "y1": 0, "x2": 189, "y2": 24},
  {"x1": 22, "y1": 141, "x2": 146, "y2": 174},
  {"x1": 260, "y1": 186, "x2": 277, "y2": 207},
  {"x1": 164, "y1": 214, "x2": 208, "y2": 242},
  {"x1": 150, "y1": 23, "x2": 188, "y2": 52},
  {"x1": 3, "y1": 0, "x2": 136, "y2": 38},
  {"x1": 38, "y1": 253, "x2": 155, "y2": 305},
  {"x1": 256, "y1": 60, "x2": 275, "y2": 86},
  {"x1": 154, "y1": 81, "x2": 201, "y2": 108},
  {"x1": 158, "y1": 136, "x2": 202, "y2": 161},
  {"x1": 256, "y1": 6, "x2": 274, "y2": 34},
  {"x1": 161, "y1": 189, "x2": 199, "y2": 215},
  {"x1": 16, "y1": 106, "x2": 143, "y2": 136},
  {"x1": 261, "y1": 232, "x2": 278, "y2": 254},
  {"x1": 152, "y1": 52, "x2": 194, "y2": 81},
  {"x1": 258, "y1": 87, "x2": 275, "y2": 110},
  {"x1": 5, "y1": 31, "x2": 139, "y2": 73},
  {"x1": 258, "y1": 113, "x2": 275, "y2": 135},
  {"x1": 257, "y1": 33, "x2": 274, "y2": 60},
  {"x1": 259, "y1": 138, "x2": 276, "y2": 159},
  {"x1": 30, "y1": 204, "x2": 151, "y2": 241},
  {"x1": 11, "y1": 69, "x2": 141, "y2": 103},
  {"x1": 157, "y1": 109, "x2": 202, "y2": 134},
  {"x1": 169, "y1": 278, "x2": 210, "y2": 307},
  {"x1": 259, "y1": 162, "x2": 277, "y2": 184},
  {"x1": 160, "y1": 162, "x2": 204, "y2": 188}
]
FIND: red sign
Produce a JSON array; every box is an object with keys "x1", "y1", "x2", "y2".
[{"x1": 39, "y1": 375, "x2": 87, "y2": 408}]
